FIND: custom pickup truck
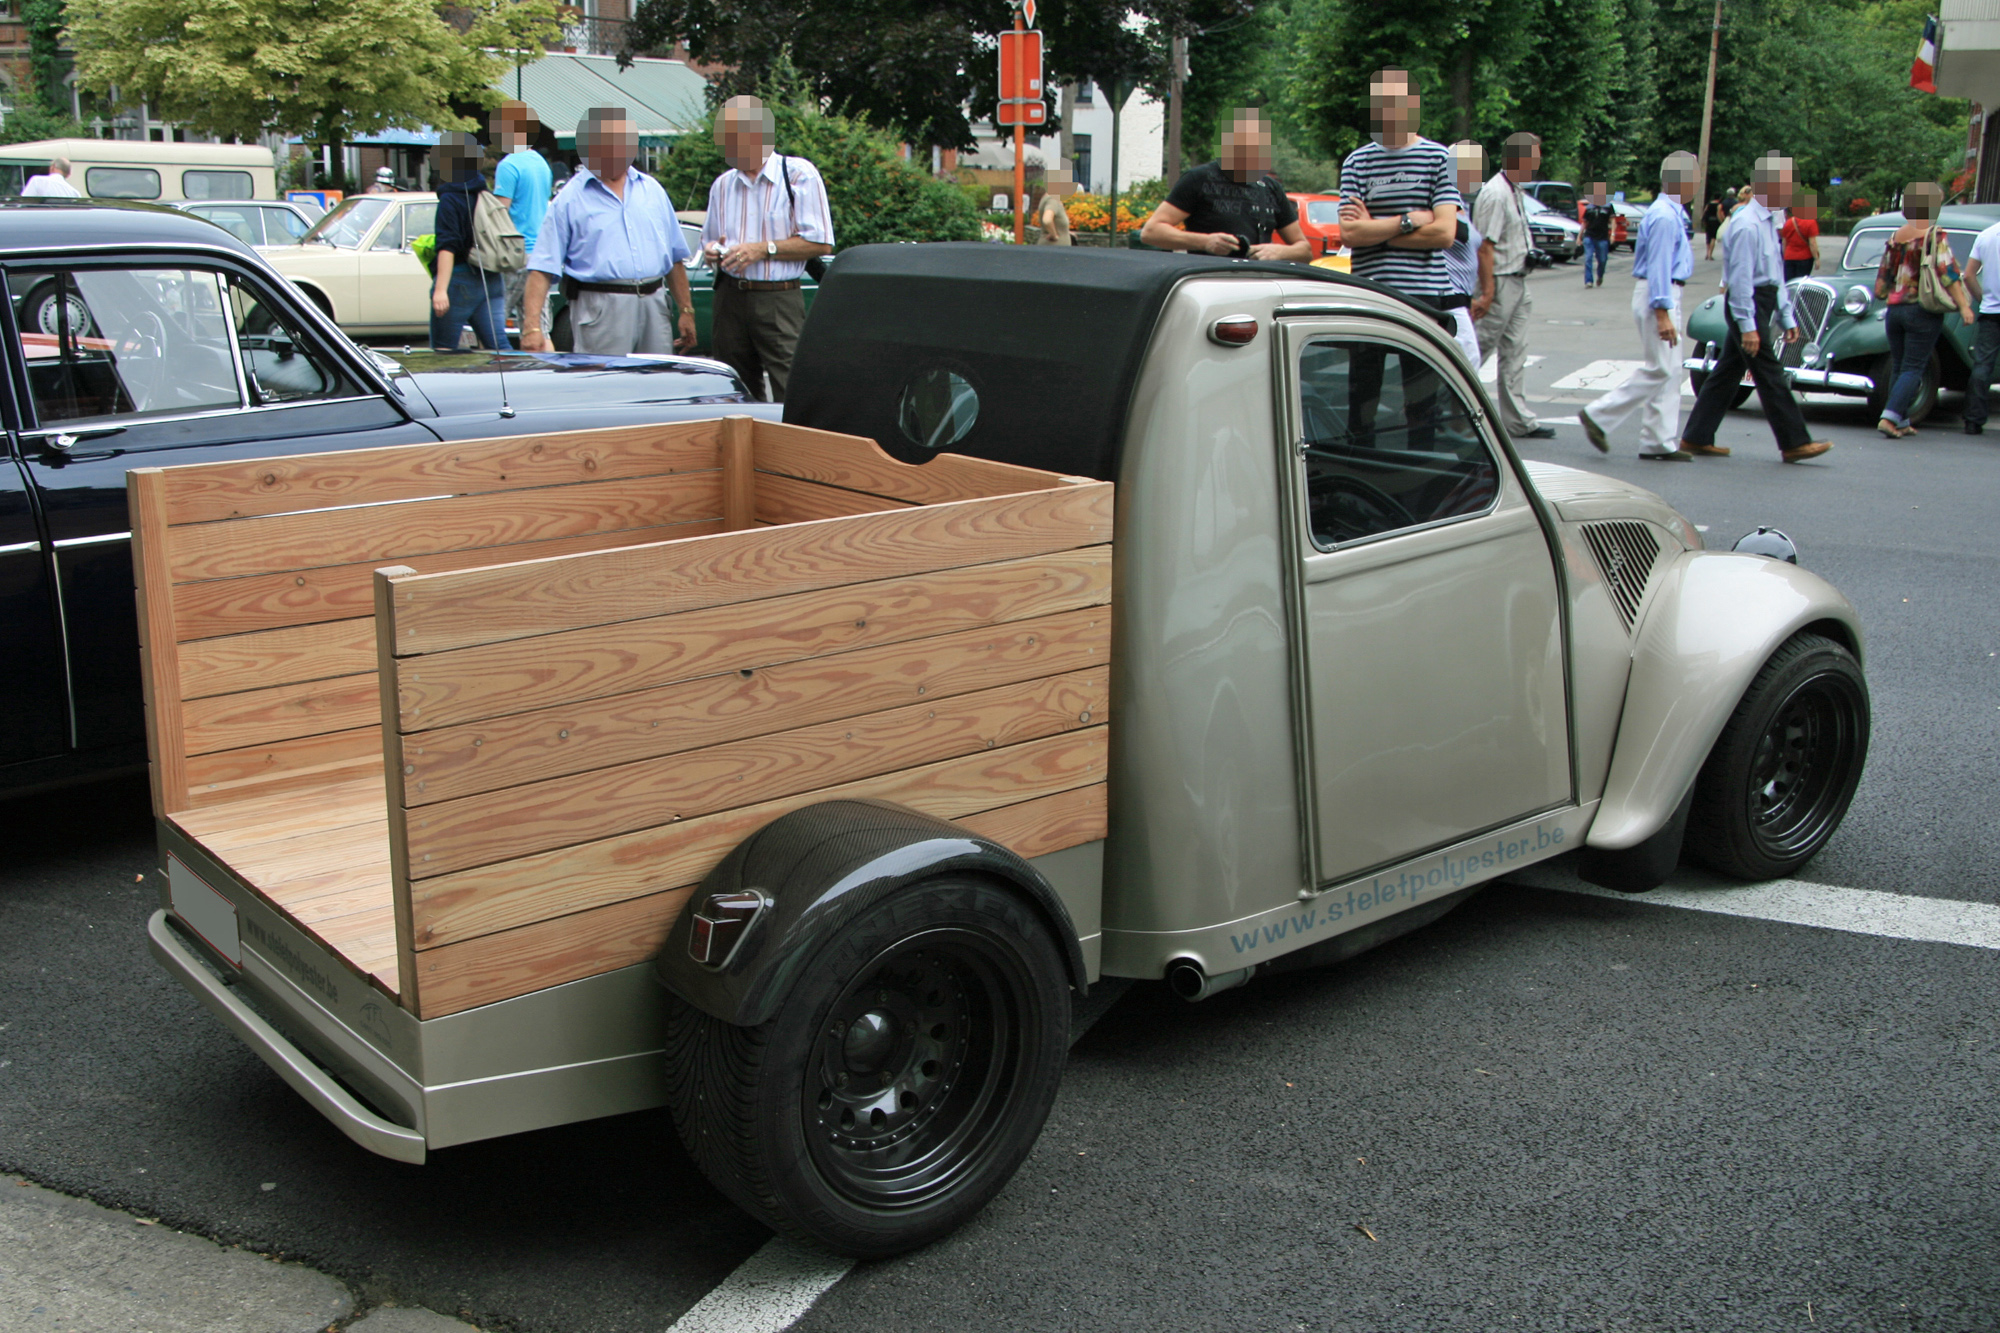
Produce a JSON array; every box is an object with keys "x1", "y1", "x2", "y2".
[{"x1": 142, "y1": 244, "x2": 1870, "y2": 1259}]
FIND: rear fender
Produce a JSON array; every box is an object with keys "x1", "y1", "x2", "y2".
[
  {"x1": 1588, "y1": 550, "x2": 1863, "y2": 851},
  {"x1": 656, "y1": 800, "x2": 1088, "y2": 1026}
]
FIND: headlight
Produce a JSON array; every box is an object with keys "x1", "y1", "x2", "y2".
[{"x1": 1843, "y1": 284, "x2": 1872, "y2": 316}]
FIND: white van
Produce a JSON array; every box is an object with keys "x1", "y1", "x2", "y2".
[{"x1": 0, "y1": 139, "x2": 276, "y2": 202}]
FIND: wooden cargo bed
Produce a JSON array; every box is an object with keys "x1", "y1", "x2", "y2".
[{"x1": 134, "y1": 417, "x2": 1114, "y2": 1018}]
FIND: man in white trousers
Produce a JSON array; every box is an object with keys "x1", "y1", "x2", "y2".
[{"x1": 1579, "y1": 151, "x2": 1699, "y2": 461}]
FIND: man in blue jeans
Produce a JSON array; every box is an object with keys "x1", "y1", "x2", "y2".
[
  {"x1": 1580, "y1": 183, "x2": 1615, "y2": 287},
  {"x1": 1961, "y1": 216, "x2": 2000, "y2": 434}
]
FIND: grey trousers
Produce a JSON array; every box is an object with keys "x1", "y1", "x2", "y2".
[
  {"x1": 712, "y1": 280, "x2": 807, "y2": 401},
  {"x1": 1475, "y1": 272, "x2": 1540, "y2": 435},
  {"x1": 568, "y1": 286, "x2": 674, "y2": 356},
  {"x1": 504, "y1": 267, "x2": 552, "y2": 339}
]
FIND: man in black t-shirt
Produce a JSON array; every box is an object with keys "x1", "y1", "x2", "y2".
[
  {"x1": 1580, "y1": 181, "x2": 1616, "y2": 287},
  {"x1": 1140, "y1": 109, "x2": 1311, "y2": 261}
]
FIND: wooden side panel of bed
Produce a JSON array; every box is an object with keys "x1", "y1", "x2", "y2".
[{"x1": 379, "y1": 421, "x2": 1114, "y2": 1019}]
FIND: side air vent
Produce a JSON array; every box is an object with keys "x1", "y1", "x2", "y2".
[{"x1": 1581, "y1": 520, "x2": 1663, "y2": 632}]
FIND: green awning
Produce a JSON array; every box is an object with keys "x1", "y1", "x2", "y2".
[{"x1": 493, "y1": 53, "x2": 708, "y2": 147}]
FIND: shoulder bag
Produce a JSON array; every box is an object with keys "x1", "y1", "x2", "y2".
[
  {"x1": 779, "y1": 157, "x2": 830, "y2": 281},
  {"x1": 1915, "y1": 225, "x2": 1953, "y2": 314}
]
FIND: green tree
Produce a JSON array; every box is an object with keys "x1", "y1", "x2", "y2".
[
  {"x1": 0, "y1": 88, "x2": 87, "y2": 145},
  {"x1": 1506, "y1": 0, "x2": 1622, "y2": 178},
  {"x1": 654, "y1": 73, "x2": 980, "y2": 247},
  {"x1": 67, "y1": 0, "x2": 559, "y2": 188}
]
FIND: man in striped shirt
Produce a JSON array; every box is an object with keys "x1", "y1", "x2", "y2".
[{"x1": 702, "y1": 96, "x2": 835, "y2": 402}]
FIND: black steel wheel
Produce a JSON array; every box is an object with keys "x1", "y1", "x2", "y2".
[
  {"x1": 664, "y1": 876, "x2": 1069, "y2": 1258},
  {"x1": 1687, "y1": 632, "x2": 1870, "y2": 880}
]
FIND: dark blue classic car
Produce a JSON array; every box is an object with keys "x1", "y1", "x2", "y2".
[{"x1": 2, "y1": 199, "x2": 763, "y2": 797}]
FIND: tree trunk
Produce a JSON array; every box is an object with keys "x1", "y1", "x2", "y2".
[
  {"x1": 1451, "y1": 44, "x2": 1474, "y2": 143},
  {"x1": 328, "y1": 124, "x2": 346, "y2": 194}
]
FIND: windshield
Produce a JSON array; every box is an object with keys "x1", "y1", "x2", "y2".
[
  {"x1": 303, "y1": 196, "x2": 391, "y2": 249},
  {"x1": 1521, "y1": 195, "x2": 1553, "y2": 216},
  {"x1": 1305, "y1": 200, "x2": 1342, "y2": 225},
  {"x1": 1843, "y1": 226, "x2": 1976, "y2": 271}
]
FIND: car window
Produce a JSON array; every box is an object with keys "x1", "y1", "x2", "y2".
[
  {"x1": 682, "y1": 222, "x2": 707, "y2": 268},
  {"x1": 371, "y1": 207, "x2": 406, "y2": 251},
  {"x1": 1539, "y1": 186, "x2": 1577, "y2": 214},
  {"x1": 12, "y1": 267, "x2": 243, "y2": 424},
  {"x1": 304, "y1": 196, "x2": 391, "y2": 249},
  {"x1": 183, "y1": 170, "x2": 254, "y2": 200},
  {"x1": 402, "y1": 202, "x2": 437, "y2": 241},
  {"x1": 268, "y1": 207, "x2": 311, "y2": 243},
  {"x1": 1843, "y1": 229, "x2": 1892, "y2": 272},
  {"x1": 1297, "y1": 339, "x2": 1500, "y2": 548},
  {"x1": 194, "y1": 205, "x2": 263, "y2": 246},
  {"x1": 226, "y1": 276, "x2": 365, "y2": 406},
  {"x1": 1306, "y1": 200, "x2": 1342, "y2": 225},
  {"x1": 85, "y1": 167, "x2": 162, "y2": 200},
  {"x1": 1521, "y1": 195, "x2": 1552, "y2": 216}
]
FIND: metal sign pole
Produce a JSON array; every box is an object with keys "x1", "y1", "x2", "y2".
[{"x1": 1013, "y1": 6, "x2": 1027, "y2": 244}]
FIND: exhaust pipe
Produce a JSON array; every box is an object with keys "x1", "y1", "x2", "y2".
[{"x1": 1166, "y1": 959, "x2": 1258, "y2": 1002}]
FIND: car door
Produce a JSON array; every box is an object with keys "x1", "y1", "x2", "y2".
[
  {"x1": 0, "y1": 368, "x2": 66, "y2": 768},
  {"x1": 355, "y1": 200, "x2": 435, "y2": 330},
  {"x1": 6, "y1": 256, "x2": 438, "y2": 757},
  {"x1": 1279, "y1": 317, "x2": 1572, "y2": 887}
]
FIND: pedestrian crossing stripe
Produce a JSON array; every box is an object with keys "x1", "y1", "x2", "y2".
[{"x1": 1479, "y1": 353, "x2": 1544, "y2": 384}]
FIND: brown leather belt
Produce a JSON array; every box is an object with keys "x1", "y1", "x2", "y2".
[
  {"x1": 716, "y1": 272, "x2": 803, "y2": 292},
  {"x1": 568, "y1": 275, "x2": 666, "y2": 296}
]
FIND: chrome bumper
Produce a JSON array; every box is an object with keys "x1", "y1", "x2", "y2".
[
  {"x1": 147, "y1": 910, "x2": 427, "y2": 1163},
  {"x1": 1682, "y1": 352, "x2": 1876, "y2": 397}
]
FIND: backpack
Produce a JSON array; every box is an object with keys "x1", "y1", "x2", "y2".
[
  {"x1": 1915, "y1": 224, "x2": 1953, "y2": 314},
  {"x1": 469, "y1": 187, "x2": 526, "y2": 274}
]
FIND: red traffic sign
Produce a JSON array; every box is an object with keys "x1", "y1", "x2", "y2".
[
  {"x1": 997, "y1": 28, "x2": 1045, "y2": 125},
  {"x1": 1022, "y1": 0, "x2": 1037, "y2": 25}
]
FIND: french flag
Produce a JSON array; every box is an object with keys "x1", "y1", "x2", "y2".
[{"x1": 1912, "y1": 14, "x2": 1938, "y2": 94}]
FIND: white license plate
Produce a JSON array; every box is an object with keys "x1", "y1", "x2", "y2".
[{"x1": 168, "y1": 855, "x2": 240, "y2": 966}]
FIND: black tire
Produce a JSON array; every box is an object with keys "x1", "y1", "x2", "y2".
[
  {"x1": 1686, "y1": 632, "x2": 1869, "y2": 881},
  {"x1": 20, "y1": 280, "x2": 97, "y2": 339},
  {"x1": 664, "y1": 876, "x2": 1071, "y2": 1258},
  {"x1": 1864, "y1": 351, "x2": 1940, "y2": 424},
  {"x1": 1687, "y1": 368, "x2": 1755, "y2": 410}
]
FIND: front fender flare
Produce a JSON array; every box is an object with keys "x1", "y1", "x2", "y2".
[
  {"x1": 656, "y1": 799, "x2": 1089, "y2": 1026},
  {"x1": 1588, "y1": 550, "x2": 1863, "y2": 851}
]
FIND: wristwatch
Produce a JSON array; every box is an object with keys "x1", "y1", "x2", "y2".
[
  {"x1": 1398, "y1": 213, "x2": 1417, "y2": 235},
  {"x1": 766, "y1": 240, "x2": 778, "y2": 257}
]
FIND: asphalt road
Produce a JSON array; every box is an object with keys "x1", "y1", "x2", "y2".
[{"x1": 3, "y1": 251, "x2": 1996, "y2": 1332}]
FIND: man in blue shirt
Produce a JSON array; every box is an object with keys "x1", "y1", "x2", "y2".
[
  {"x1": 1679, "y1": 153, "x2": 1831, "y2": 463},
  {"x1": 520, "y1": 107, "x2": 696, "y2": 357},
  {"x1": 492, "y1": 101, "x2": 553, "y2": 337},
  {"x1": 1580, "y1": 152, "x2": 1698, "y2": 459}
]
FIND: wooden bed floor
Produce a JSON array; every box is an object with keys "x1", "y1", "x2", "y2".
[{"x1": 170, "y1": 775, "x2": 399, "y2": 995}]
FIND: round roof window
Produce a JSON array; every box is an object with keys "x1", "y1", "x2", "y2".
[{"x1": 897, "y1": 367, "x2": 979, "y2": 453}]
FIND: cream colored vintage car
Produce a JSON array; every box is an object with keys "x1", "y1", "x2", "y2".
[{"x1": 261, "y1": 192, "x2": 437, "y2": 338}]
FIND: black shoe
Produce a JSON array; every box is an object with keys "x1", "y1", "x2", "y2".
[
  {"x1": 1967, "y1": 422, "x2": 1985, "y2": 435},
  {"x1": 1579, "y1": 408, "x2": 1609, "y2": 453},
  {"x1": 1523, "y1": 425, "x2": 1558, "y2": 439}
]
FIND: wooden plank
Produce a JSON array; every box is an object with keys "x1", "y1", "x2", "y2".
[
  {"x1": 169, "y1": 774, "x2": 384, "y2": 850},
  {"x1": 958, "y1": 783, "x2": 1108, "y2": 860},
  {"x1": 404, "y1": 669, "x2": 1110, "y2": 879},
  {"x1": 407, "y1": 727, "x2": 1107, "y2": 953},
  {"x1": 411, "y1": 885, "x2": 695, "y2": 1020},
  {"x1": 159, "y1": 419, "x2": 726, "y2": 525},
  {"x1": 182, "y1": 728, "x2": 383, "y2": 808},
  {"x1": 181, "y1": 673, "x2": 379, "y2": 757},
  {"x1": 752, "y1": 472, "x2": 912, "y2": 526},
  {"x1": 376, "y1": 566, "x2": 422, "y2": 1015},
  {"x1": 721, "y1": 416, "x2": 755, "y2": 532},
  {"x1": 253, "y1": 863, "x2": 394, "y2": 925},
  {"x1": 172, "y1": 518, "x2": 729, "y2": 643},
  {"x1": 129, "y1": 469, "x2": 190, "y2": 814},
  {"x1": 752, "y1": 419, "x2": 1068, "y2": 506},
  {"x1": 178, "y1": 618, "x2": 376, "y2": 701},
  {"x1": 227, "y1": 819, "x2": 389, "y2": 889},
  {"x1": 394, "y1": 546, "x2": 1112, "y2": 731},
  {"x1": 170, "y1": 472, "x2": 723, "y2": 583},
  {"x1": 402, "y1": 604, "x2": 1110, "y2": 804},
  {"x1": 384, "y1": 481, "x2": 1115, "y2": 655}
]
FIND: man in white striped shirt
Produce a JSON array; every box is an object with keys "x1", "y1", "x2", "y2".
[{"x1": 702, "y1": 96, "x2": 835, "y2": 401}]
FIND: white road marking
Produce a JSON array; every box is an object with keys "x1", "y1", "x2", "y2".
[
  {"x1": 1509, "y1": 860, "x2": 2000, "y2": 951},
  {"x1": 1549, "y1": 359, "x2": 1646, "y2": 390},
  {"x1": 1480, "y1": 353, "x2": 1543, "y2": 384},
  {"x1": 665, "y1": 1237, "x2": 854, "y2": 1333}
]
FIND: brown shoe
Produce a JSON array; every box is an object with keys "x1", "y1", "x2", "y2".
[
  {"x1": 1683, "y1": 442, "x2": 1732, "y2": 456},
  {"x1": 1782, "y1": 439, "x2": 1833, "y2": 463}
]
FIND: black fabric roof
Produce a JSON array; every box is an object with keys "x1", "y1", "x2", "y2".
[{"x1": 783, "y1": 243, "x2": 1445, "y2": 483}]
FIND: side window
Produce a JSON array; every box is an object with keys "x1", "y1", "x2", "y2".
[
  {"x1": 198, "y1": 205, "x2": 263, "y2": 246},
  {"x1": 370, "y1": 208, "x2": 405, "y2": 251},
  {"x1": 1297, "y1": 339, "x2": 1500, "y2": 548},
  {"x1": 227, "y1": 277, "x2": 364, "y2": 405},
  {"x1": 184, "y1": 169, "x2": 254, "y2": 200},
  {"x1": 402, "y1": 202, "x2": 436, "y2": 242},
  {"x1": 270, "y1": 208, "x2": 311, "y2": 243},
  {"x1": 13, "y1": 267, "x2": 243, "y2": 424},
  {"x1": 85, "y1": 167, "x2": 162, "y2": 199}
]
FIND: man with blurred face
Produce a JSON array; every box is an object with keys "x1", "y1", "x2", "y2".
[
  {"x1": 1443, "y1": 141, "x2": 1496, "y2": 364},
  {"x1": 1579, "y1": 151, "x2": 1698, "y2": 460},
  {"x1": 1141, "y1": 108, "x2": 1310, "y2": 260},
  {"x1": 1681, "y1": 153, "x2": 1830, "y2": 462},
  {"x1": 491, "y1": 101, "x2": 553, "y2": 336},
  {"x1": 521, "y1": 108, "x2": 695, "y2": 356},
  {"x1": 1336, "y1": 72, "x2": 1462, "y2": 297},
  {"x1": 701, "y1": 95, "x2": 834, "y2": 401},
  {"x1": 1580, "y1": 182, "x2": 1615, "y2": 287},
  {"x1": 1472, "y1": 130, "x2": 1551, "y2": 437}
]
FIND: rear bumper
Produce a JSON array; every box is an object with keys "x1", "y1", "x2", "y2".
[
  {"x1": 148, "y1": 910, "x2": 427, "y2": 1162},
  {"x1": 1682, "y1": 350, "x2": 1876, "y2": 397}
]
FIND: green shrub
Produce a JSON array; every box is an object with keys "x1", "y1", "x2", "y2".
[{"x1": 0, "y1": 90, "x2": 86, "y2": 146}]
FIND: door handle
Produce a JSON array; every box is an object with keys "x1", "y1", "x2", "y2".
[{"x1": 26, "y1": 425, "x2": 126, "y2": 453}]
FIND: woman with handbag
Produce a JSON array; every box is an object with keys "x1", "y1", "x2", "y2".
[{"x1": 1873, "y1": 181, "x2": 1974, "y2": 438}]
